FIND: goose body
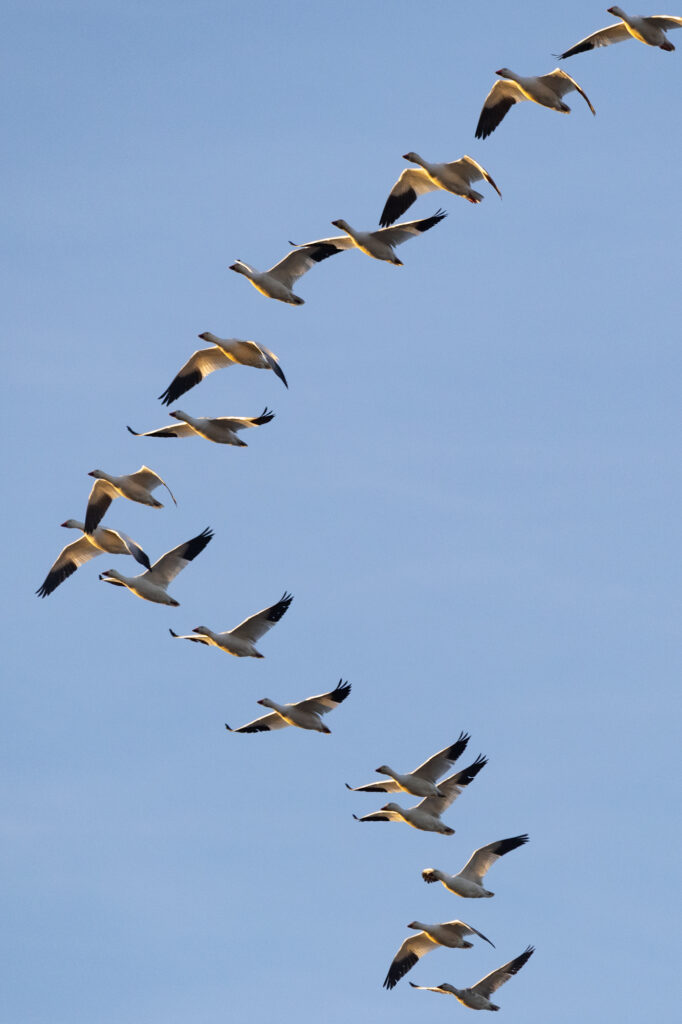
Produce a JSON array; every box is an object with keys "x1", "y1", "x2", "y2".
[
  {"x1": 294, "y1": 211, "x2": 447, "y2": 266},
  {"x1": 158, "y1": 333, "x2": 287, "y2": 406},
  {"x1": 225, "y1": 680, "x2": 351, "y2": 733},
  {"x1": 127, "y1": 408, "x2": 274, "y2": 446},
  {"x1": 170, "y1": 592, "x2": 293, "y2": 658},
  {"x1": 84, "y1": 466, "x2": 176, "y2": 534},
  {"x1": 422, "y1": 834, "x2": 529, "y2": 898},
  {"x1": 352, "y1": 755, "x2": 487, "y2": 834},
  {"x1": 229, "y1": 243, "x2": 339, "y2": 304},
  {"x1": 99, "y1": 527, "x2": 212, "y2": 605},
  {"x1": 380, "y1": 155, "x2": 501, "y2": 226},
  {"x1": 346, "y1": 733, "x2": 470, "y2": 797},
  {"x1": 409, "y1": 945, "x2": 535, "y2": 1010},
  {"x1": 558, "y1": 8, "x2": 682, "y2": 56},
  {"x1": 384, "y1": 920, "x2": 494, "y2": 990},
  {"x1": 36, "y1": 520, "x2": 150, "y2": 597},
  {"x1": 475, "y1": 68, "x2": 596, "y2": 138}
]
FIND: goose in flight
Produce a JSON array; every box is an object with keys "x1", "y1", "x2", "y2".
[
  {"x1": 557, "y1": 9, "x2": 682, "y2": 57},
  {"x1": 98, "y1": 527, "x2": 212, "y2": 605},
  {"x1": 127, "y1": 408, "x2": 274, "y2": 446},
  {"x1": 409, "y1": 945, "x2": 534, "y2": 1010},
  {"x1": 229, "y1": 242, "x2": 339, "y2": 305},
  {"x1": 422, "y1": 834, "x2": 529, "y2": 898},
  {"x1": 84, "y1": 466, "x2": 176, "y2": 535},
  {"x1": 380, "y1": 155, "x2": 501, "y2": 226},
  {"x1": 36, "y1": 520, "x2": 150, "y2": 598},
  {"x1": 352, "y1": 755, "x2": 487, "y2": 834},
  {"x1": 475, "y1": 68, "x2": 596, "y2": 139},
  {"x1": 291, "y1": 210, "x2": 447, "y2": 266},
  {"x1": 225, "y1": 679, "x2": 351, "y2": 733},
  {"x1": 159, "y1": 333, "x2": 287, "y2": 406},
  {"x1": 169, "y1": 592, "x2": 293, "y2": 657},
  {"x1": 346, "y1": 733, "x2": 470, "y2": 797},
  {"x1": 384, "y1": 920, "x2": 494, "y2": 990}
]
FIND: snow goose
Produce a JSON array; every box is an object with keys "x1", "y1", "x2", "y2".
[
  {"x1": 475, "y1": 68, "x2": 596, "y2": 139},
  {"x1": 291, "y1": 210, "x2": 447, "y2": 266},
  {"x1": 352, "y1": 755, "x2": 487, "y2": 835},
  {"x1": 36, "y1": 520, "x2": 150, "y2": 598},
  {"x1": 409, "y1": 945, "x2": 534, "y2": 1010},
  {"x1": 380, "y1": 155, "x2": 501, "y2": 226},
  {"x1": 84, "y1": 466, "x2": 176, "y2": 535},
  {"x1": 225, "y1": 679, "x2": 351, "y2": 733},
  {"x1": 98, "y1": 527, "x2": 212, "y2": 606},
  {"x1": 346, "y1": 733, "x2": 470, "y2": 797},
  {"x1": 422, "y1": 834, "x2": 529, "y2": 898},
  {"x1": 558, "y1": 9, "x2": 682, "y2": 57},
  {"x1": 384, "y1": 921, "x2": 494, "y2": 990},
  {"x1": 127, "y1": 408, "x2": 274, "y2": 446},
  {"x1": 169, "y1": 592, "x2": 293, "y2": 657},
  {"x1": 229, "y1": 242, "x2": 339, "y2": 305},
  {"x1": 159, "y1": 333, "x2": 288, "y2": 406}
]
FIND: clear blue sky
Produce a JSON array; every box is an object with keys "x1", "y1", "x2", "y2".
[{"x1": 3, "y1": 2, "x2": 681, "y2": 1021}]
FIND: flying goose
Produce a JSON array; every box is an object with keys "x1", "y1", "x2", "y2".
[
  {"x1": 291, "y1": 210, "x2": 447, "y2": 266},
  {"x1": 352, "y1": 755, "x2": 487, "y2": 834},
  {"x1": 84, "y1": 466, "x2": 176, "y2": 535},
  {"x1": 225, "y1": 679, "x2": 351, "y2": 733},
  {"x1": 380, "y1": 155, "x2": 501, "y2": 226},
  {"x1": 408, "y1": 945, "x2": 535, "y2": 1010},
  {"x1": 169, "y1": 592, "x2": 293, "y2": 657},
  {"x1": 127, "y1": 408, "x2": 274, "y2": 446},
  {"x1": 98, "y1": 527, "x2": 212, "y2": 605},
  {"x1": 228, "y1": 242, "x2": 339, "y2": 305},
  {"x1": 159, "y1": 333, "x2": 288, "y2": 406},
  {"x1": 557, "y1": 8, "x2": 682, "y2": 57},
  {"x1": 422, "y1": 834, "x2": 529, "y2": 898},
  {"x1": 346, "y1": 733, "x2": 470, "y2": 797},
  {"x1": 384, "y1": 920, "x2": 494, "y2": 990},
  {"x1": 475, "y1": 68, "x2": 596, "y2": 139},
  {"x1": 36, "y1": 520, "x2": 151, "y2": 598}
]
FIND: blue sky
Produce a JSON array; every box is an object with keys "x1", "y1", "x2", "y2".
[{"x1": 3, "y1": 1, "x2": 681, "y2": 1021}]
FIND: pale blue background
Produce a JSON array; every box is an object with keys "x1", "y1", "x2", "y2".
[{"x1": 3, "y1": 2, "x2": 681, "y2": 1021}]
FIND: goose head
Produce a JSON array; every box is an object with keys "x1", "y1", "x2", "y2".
[
  {"x1": 381, "y1": 802, "x2": 402, "y2": 813},
  {"x1": 495, "y1": 67, "x2": 516, "y2": 80},
  {"x1": 169, "y1": 410, "x2": 189, "y2": 422},
  {"x1": 257, "y1": 698, "x2": 276, "y2": 708},
  {"x1": 99, "y1": 569, "x2": 124, "y2": 583},
  {"x1": 407, "y1": 921, "x2": 425, "y2": 931},
  {"x1": 88, "y1": 470, "x2": 107, "y2": 479},
  {"x1": 61, "y1": 519, "x2": 83, "y2": 529},
  {"x1": 402, "y1": 151, "x2": 423, "y2": 164},
  {"x1": 192, "y1": 626, "x2": 211, "y2": 636},
  {"x1": 375, "y1": 765, "x2": 393, "y2": 776},
  {"x1": 229, "y1": 261, "x2": 251, "y2": 278},
  {"x1": 607, "y1": 6, "x2": 626, "y2": 18},
  {"x1": 330, "y1": 219, "x2": 351, "y2": 233},
  {"x1": 198, "y1": 331, "x2": 219, "y2": 343}
]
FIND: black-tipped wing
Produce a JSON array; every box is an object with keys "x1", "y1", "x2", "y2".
[
  {"x1": 352, "y1": 808, "x2": 403, "y2": 822},
  {"x1": 258, "y1": 345, "x2": 288, "y2": 388},
  {"x1": 84, "y1": 478, "x2": 117, "y2": 534},
  {"x1": 169, "y1": 628, "x2": 211, "y2": 644},
  {"x1": 228, "y1": 592, "x2": 293, "y2": 643},
  {"x1": 411, "y1": 732, "x2": 471, "y2": 782},
  {"x1": 475, "y1": 79, "x2": 523, "y2": 139},
  {"x1": 417, "y1": 755, "x2": 488, "y2": 814},
  {"x1": 127, "y1": 466, "x2": 177, "y2": 505},
  {"x1": 373, "y1": 209, "x2": 447, "y2": 247},
  {"x1": 380, "y1": 168, "x2": 436, "y2": 227},
  {"x1": 557, "y1": 21, "x2": 632, "y2": 58},
  {"x1": 36, "y1": 536, "x2": 99, "y2": 597},
  {"x1": 268, "y1": 244, "x2": 342, "y2": 288},
  {"x1": 111, "y1": 530, "x2": 152, "y2": 570},
  {"x1": 147, "y1": 527, "x2": 213, "y2": 586},
  {"x1": 211, "y1": 407, "x2": 275, "y2": 432},
  {"x1": 384, "y1": 933, "x2": 437, "y2": 989},
  {"x1": 472, "y1": 946, "x2": 534, "y2": 997},
  {"x1": 296, "y1": 679, "x2": 351, "y2": 716},
  {"x1": 538, "y1": 70, "x2": 595, "y2": 113},
  {"x1": 127, "y1": 423, "x2": 194, "y2": 438},
  {"x1": 459, "y1": 834, "x2": 529, "y2": 884},
  {"x1": 225, "y1": 713, "x2": 289, "y2": 733},
  {"x1": 158, "y1": 345, "x2": 233, "y2": 406}
]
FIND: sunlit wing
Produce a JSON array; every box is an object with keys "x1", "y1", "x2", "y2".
[
  {"x1": 127, "y1": 422, "x2": 196, "y2": 438},
  {"x1": 158, "y1": 346, "x2": 233, "y2": 406},
  {"x1": 127, "y1": 466, "x2": 178, "y2": 504},
  {"x1": 411, "y1": 732, "x2": 471, "y2": 782},
  {"x1": 557, "y1": 21, "x2": 631, "y2": 57},
  {"x1": 475, "y1": 79, "x2": 525, "y2": 139},
  {"x1": 372, "y1": 210, "x2": 447, "y2": 247},
  {"x1": 448, "y1": 156, "x2": 502, "y2": 197},
  {"x1": 36, "y1": 536, "x2": 99, "y2": 597},
  {"x1": 539, "y1": 69, "x2": 595, "y2": 113},
  {"x1": 295, "y1": 679, "x2": 351, "y2": 715},
  {"x1": 145, "y1": 528, "x2": 213, "y2": 586},
  {"x1": 472, "y1": 946, "x2": 534, "y2": 997},
  {"x1": 458, "y1": 834, "x2": 529, "y2": 884},
  {"x1": 84, "y1": 478, "x2": 118, "y2": 534},
  {"x1": 267, "y1": 244, "x2": 341, "y2": 288},
  {"x1": 228, "y1": 592, "x2": 293, "y2": 642},
  {"x1": 380, "y1": 168, "x2": 437, "y2": 226},
  {"x1": 416, "y1": 755, "x2": 488, "y2": 814},
  {"x1": 384, "y1": 932, "x2": 438, "y2": 989},
  {"x1": 225, "y1": 712, "x2": 289, "y2": 733}
]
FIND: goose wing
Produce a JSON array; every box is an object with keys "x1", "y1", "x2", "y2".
[
  {"x1": 383, "y1": 932, "x2": 438, "y2": 989},
  {"x1": 127, "y1": 423, "x2": 196, "y2": 439},
  {"x1": 557, "y1": 21, "x2": 632, "y2": 57},
  {"x1": 145, "y1": 528, "x2": 213, "y2": 587},
  {"x1": 440, "y1": 920, "x2": 495, "y2": 947},
  {"x1": 158, "y1": 345, "x2": 232, "y2": 406},
  {"x1": 295, "y1": 679, "x2": 351, "y2": 716},
  {"x1": 84, "y1": 478, "x2": 118, "y2": 534},
  {"x1": 208, "y1": 407, "x2": 275, "y2": 432},
  {"x1": 446, "y1": 156, "x2": 502, "y2": 197},
  {"x1": 225, "y1": 712, "x2": 289, "y2": 733},
  {"x1": 127, "y1": 466, "x2": 177, "y2": 504},
  {"x1": 371, "y1": 210, "x2": 447, "y2": 248},
  {"x1": 379, "y1": 168, "x2": 437, "y2": 227},
  {"x1": 475, "y1": 78, "x2": 526, "y2": 139},
  {"x1": 267, "y1": 244, "x2": 341, "y2": 288},
  {"x1": 408, "y1": 982, "x2": 451, "y2": 995},
  {"x1": 648, "y1": 15, "x2": 682, "y2": 30},
  {"x1": 168, "y1": 629, "x2": 211, "y2": 644},
  {"x1": 458, "y1": 834, "x2": 529, "y2": 884},
  {"x1": 411, "y1": 732, "x2": 471, "y2": 782},
  {"x1": 352, "y1": 807, "x2": 404, "y2": 822},
  {"x1": 105, "y1": 529, "x2": 152, "y2": 569},
  {"x1": 416, "y1": 755, "x2": 488, "y2": 814},
  {"x1": 228, "y1": 592, "x2": 293, "y2": 642},
  {"x1": 345, "y1": 779, "x2": 402, "y2": 794},
  {"x1": 471, "y1": 946, "x2": 534, "y2": 997},
  {"x1": 36, "y1": 536, "x2": 99, "y2": 597},
  {"x1": 218, "y1": 340, "x2": 288, "y2": 388},
  {"x1": 538, "y1": 69, "x2": 595, "y2": 113}
]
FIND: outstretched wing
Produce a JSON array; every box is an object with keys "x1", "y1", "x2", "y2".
[
  {"x1": 411, "y1": 732, "x2": 471, "y2": 782},
  {"x1": 146, "y1": 527, "x2": 213, "y2": 586},
  {"x1": 36, "y1": 536, "x2": 99, "y2": 597},
  {"x1": 372, "y1": 210, "x2": 447, "y2": 248},
  {"x1": 295, "y1": 679, "x2": 351, "y2": 716},
  {"x1": 127, "y1": 466, "x2": 178, "y2": 505},
  {"x1": 539, "y1": 69, "x2": 596, "y2": 113},
  {"x1": 557, "y1": 21, "x2": 631, "y2": 58},
  {"x1": 441, "y1": 920, "x2": 494, "y2": 948},
  {"x1": 475, "y1": 78, "x2": 525, "y2": 139},
  {"x1": 648, "y1": 16, "x2": 682, "y2": 31},
  {"x1": 447, "y1": 156, "x2": 502, "y2": 197},
  {"x1": 267, "y1": 244, "x2": 341, "y2": 288},
  {"x1": 416, "y1": 755, "x2": 488, "y2": 815},
  {"x1": 228, "y1": 592, "x2": 293, "y2": 642},
  {"x1": 105, "y1": 529, "x2": 151, "y2": 569},
  {"x1": 84, "y1": 478, "x2": 118, "y2": 534},
  {"x1": 169, "y1": 629, "x2": 211, "y2": 644},
  {"x1": 127, "y1": 423, "x2": 196, "y2": 438},
  {"x1": 383, "y1": 932, "x2": 437, "y2": 989},
  {"x1": 158, "y1": 345, "x2": 233, "y2": 406},
  {"x1": 225, "y1": 713, "x2": 289, "y2": 734},
  {"x1": 379, "y1": 168, "x2": 436, "y2": 227},
  {"x1": 352, "y1": 808, "x2": 403, "y2": 823},
  {"x1": 472, "y1": 946, "x2": 535, "y2": 998},
  {"x1": 458, "y1": 834, "x2": 529, "y2": 884},
  {"x1": 209, "y1": 408, "x2": 275, "y2": 432}
]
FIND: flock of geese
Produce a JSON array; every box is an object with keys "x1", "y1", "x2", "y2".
[{"x1": 36, "y1": 6, "x2": 681, "y2": 1011}]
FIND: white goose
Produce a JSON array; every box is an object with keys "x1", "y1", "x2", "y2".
[
  {"x1": 475, "y1": 68, "x2": 596, "y2": 139},
  {"x1": 558, "y1": 8, "x2": 682, "y2": 57},
  {"x1": 36, "y1": 520, "x2": 150, "y2": 598},
  {"x1": 229, "y1": 241, "x2": 339, "y2": 305},
  {"x1": 127, "y1": 408, "x2": 274, "y2": 446},
  {"x1": 169, "y1": 592, "x2": 293, "y2": 657},
  {"x1": 159, "y1": 333, "x2": 288, "y2": 406},
  {"x1": 384, "y1": 920, "x2": 494, "y2": 990},
  {"x1": 99, "y1": 527, "x2": 212, "y2": 606},
  {"x1": 422, "y1": 834, "x2": 529, "y2": 898},
  {"x1": 409, "y1": 945, "x2": 535, "y2": 1010},
  {"x1": 380, "y1": 155, "x2": 501, "y2": 226},
  {"x1": 225, "y1": 680, "x2": 351, "y2": 734},
  {"x1": 352, "y1": 755, "x2": 487, "y2": 835},
  {"x1": 84, "y1": 466, "x2": 176, "y2": 534},
  {"x1": 292, "y1": 210, "x2": 447, "y2": 266},
  {"x1": 346, "y1": 733, "x2": 470, "y2": 797}
]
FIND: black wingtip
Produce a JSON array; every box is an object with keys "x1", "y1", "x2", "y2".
[
  {"x1": 169, "y1": 628, "x2": 179, "y2": 637},
  {"x1": 225, "y1": 724, "x2": 233, "y2": 731}
]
